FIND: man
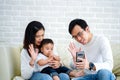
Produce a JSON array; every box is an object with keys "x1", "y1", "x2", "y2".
[{"x1": 68, "y1": 19, "x2": 115, "y2": 80}]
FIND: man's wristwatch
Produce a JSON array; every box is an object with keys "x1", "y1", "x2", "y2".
[{"x1": 89, "y1": 62, "x2": 95, "y2": 70}]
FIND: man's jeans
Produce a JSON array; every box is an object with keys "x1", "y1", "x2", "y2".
[{"x1": 72, "y1": 69, "x2": 116, "y2": 80}]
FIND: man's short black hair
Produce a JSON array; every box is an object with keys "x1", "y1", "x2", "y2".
[{"x1": 68, "y1": 19, "x2": 88, "y2": 34}]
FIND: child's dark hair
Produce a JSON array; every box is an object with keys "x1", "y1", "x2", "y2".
[{"x1": 40, "y1": 38, "x2": 54, "y2": 49}]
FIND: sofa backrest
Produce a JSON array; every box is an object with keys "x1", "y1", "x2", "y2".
[
  {"x1": 0, "y1": 43, "x2": 119, "y2": 80},
  {"x1": 56, "y1": 44, "x2": 72, "y2": 69}
]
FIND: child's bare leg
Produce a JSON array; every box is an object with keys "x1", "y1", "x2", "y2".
[{"x1": 53, "y1": 75, "x2": 60, "y2": 80}]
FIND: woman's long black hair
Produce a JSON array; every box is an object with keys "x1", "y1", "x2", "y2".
[{"x1": 23, "y1": 21, "x2": 45, "y2": 51}]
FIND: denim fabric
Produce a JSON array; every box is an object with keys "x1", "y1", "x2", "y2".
[
  {"x1": 41, "y1": 66, "x2": 71, "y2": 75},
  {"x1": 72, "y1": 69, "x2": 116, "y2": 80},
  {"x1": 29, "y1": 72, "x2": 70, "y2": 80},
  {"x1": 59, "y1": 73, "x2": 70, "y2": 80},
  {"x1": 29, "y1": 72, "x2": 52, "y2": 80},
  {"x1": 41, "y1": 66, "x2": 71, "y2": 80},
  {"x1": 97, "y1": 69, "x2": 116, "y2": 80},
  {"x1": 55, "y1": 66, "x2": 72, "y2": 74},
  {"x1": 50, "y1": 72, "x2": 59, "y2": 77}
]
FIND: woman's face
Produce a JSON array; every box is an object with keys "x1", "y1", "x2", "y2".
[{"x1": 35, "y1": 29, "x2": 45, "y2": 46}]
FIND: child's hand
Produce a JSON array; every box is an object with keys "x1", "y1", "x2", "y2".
[
  {"x1": 48, "y1": 55, "x2": 53, "y2": 63},
  {"x1": 53, "y1": 55, "x2": 60, "y2": 61},
  {"x1": 49, "y1": 60, "x2": 61, "y2": 69}
]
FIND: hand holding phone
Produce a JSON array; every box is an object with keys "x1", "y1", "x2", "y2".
[{"x1": 76, "y1": 51, "x2": 85, "y2": 62}]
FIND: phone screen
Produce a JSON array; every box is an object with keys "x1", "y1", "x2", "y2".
[{"x1": 76, "y1": 51, "x2": 85, "y2": 62}]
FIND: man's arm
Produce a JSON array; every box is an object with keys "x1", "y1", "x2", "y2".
[{"x1": 94, "y1": 37, "x2": 113, "y2": 71}]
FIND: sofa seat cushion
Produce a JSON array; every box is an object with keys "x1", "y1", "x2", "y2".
[{"x1": 13, "y1": 76, "x2": 24, "y2": 80}]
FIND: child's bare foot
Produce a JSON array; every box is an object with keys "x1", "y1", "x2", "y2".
[
  {"x1": 53, "y1": 76, "x2": 60, "y2": 80},
  {"x1": 75, "y1": 70, "x2": 84, "y2": 77},
  {"x1": 69, "y1": 70, "x2": 85, "y2": 77}
]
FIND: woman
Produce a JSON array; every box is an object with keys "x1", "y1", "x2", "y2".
[{"x1": 21, "y1": 21, "x2": 69, "y2": 80}]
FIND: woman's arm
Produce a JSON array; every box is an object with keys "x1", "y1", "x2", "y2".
[
  {"x1": 21, "y1": 49, "x2": 34, "y2": 79},
  {"x1": 21, "y1": 44, "x2": 39, "y2": 79}
]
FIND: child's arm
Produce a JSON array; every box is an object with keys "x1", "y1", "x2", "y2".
[
  {"x1": 49, "y1": 52, "x2": 60, "y2": 61},
  {"x1": 37, "y1": 56, "x2": 53, "y2": 66}
]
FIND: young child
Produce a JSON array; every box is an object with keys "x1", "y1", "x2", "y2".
[{"x1": 36, "y1": 38, "x2": 82, "y2": 80}]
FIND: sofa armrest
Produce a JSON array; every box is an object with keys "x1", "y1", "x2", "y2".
[
  {"x1": 0, "y1": 45, "x2": 22, "y2": 80},
  {"x1": 0, "y1": 46, "x2": 11, "y2": 80}
]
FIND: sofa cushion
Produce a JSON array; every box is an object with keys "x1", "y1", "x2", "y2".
[{"x1": 56, "y1": 44, "x2": 72, "y2": 69}]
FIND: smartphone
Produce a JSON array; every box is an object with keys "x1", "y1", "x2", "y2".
[{"x1": 76, "y1": 51, "x2": 85, "y2": 62}]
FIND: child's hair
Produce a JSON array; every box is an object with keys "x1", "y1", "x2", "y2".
[{"x1": 40, "y1": 38, "x2": 54, "y2": 49}]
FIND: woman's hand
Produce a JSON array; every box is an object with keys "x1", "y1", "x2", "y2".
[{"x1": 28, "y1": 44, "x2": 38, "y2": 67}]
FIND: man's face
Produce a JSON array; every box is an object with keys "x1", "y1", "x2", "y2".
[{"x1": 71, "y1": 25, "x2": 90, "y2": 45}]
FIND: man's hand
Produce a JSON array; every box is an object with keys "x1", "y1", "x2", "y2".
[
  {"x1": 68, "y1": 42, "x2": 81, "y2": 61},
  {"x1": 75, "y1": 54, "x2": 89, "y2": 69}
]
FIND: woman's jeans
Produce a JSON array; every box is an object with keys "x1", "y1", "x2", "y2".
[
  {"x1": 72, "y1": 69, "x2": 116, "y2": 80},
  {"x1": 29, "y1": 72, "x2": 70, "y2": 80}
]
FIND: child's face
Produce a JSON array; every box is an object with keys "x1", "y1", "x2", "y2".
[{"x1": 41, "y1": 43, "x2": 54, "y2": 57}]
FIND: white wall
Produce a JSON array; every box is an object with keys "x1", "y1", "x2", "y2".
[{"x1": 0, "y1": 0, "x2": 120, "y2": 46}]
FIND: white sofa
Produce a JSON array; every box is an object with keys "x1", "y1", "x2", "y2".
[{"x1": 0, "y1": 44, "x2": 120, "y2": 80}]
